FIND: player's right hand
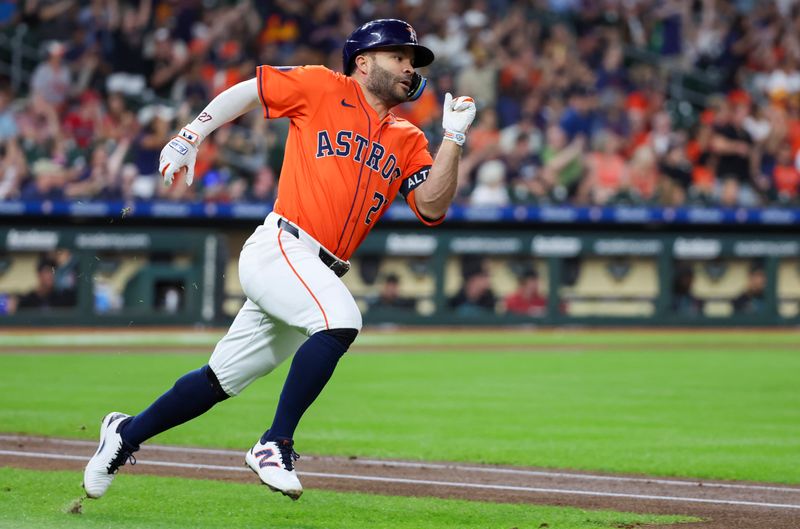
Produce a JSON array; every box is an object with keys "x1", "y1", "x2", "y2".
[{"x1": 159, "y1": 127, "x2": 201, "y2": 186}]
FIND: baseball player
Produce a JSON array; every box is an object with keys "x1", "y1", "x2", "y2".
[{"x1": 83, "y1": 19, "x2": 476, "y2": 501}]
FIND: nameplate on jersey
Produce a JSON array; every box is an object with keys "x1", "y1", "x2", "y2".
[
  {"x1": 315, "y1": 130, "x2": 402, "y2": 183},
  {"x1": 399, "y1": 165, "x2": 432, "y2": 198}
]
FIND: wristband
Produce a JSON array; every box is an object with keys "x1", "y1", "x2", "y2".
[
  {"x1": 443, "y1": 129, "x2": 466, "y2": 146},
  {"x1": 178, "y1": 127, "x2": 203, "y2": 145}
]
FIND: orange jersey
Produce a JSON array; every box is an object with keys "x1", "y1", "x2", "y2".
[{"x1": 256, "y1": 65, "x2": 441, "y2": 260}]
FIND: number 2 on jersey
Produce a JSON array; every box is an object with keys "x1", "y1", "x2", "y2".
[{"x1": 365, "y1": 192, "x2": 386, "y2": 225}]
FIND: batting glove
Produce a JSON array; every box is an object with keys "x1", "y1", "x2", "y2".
[
  {"x1": 442, "y1": 92, "x2": 476, "y2": 146},
  {"x1": 159, "y1": 127, "x2": 202, "y2": 186}
]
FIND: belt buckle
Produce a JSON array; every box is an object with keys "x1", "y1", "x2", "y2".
[{"x1": 330, "y1": 260, "x2": 350, "y2": 278}]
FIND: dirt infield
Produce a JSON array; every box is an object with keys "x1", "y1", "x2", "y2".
[{"x1": 1, "y1": 434, "x2": 798, "y2": 529}]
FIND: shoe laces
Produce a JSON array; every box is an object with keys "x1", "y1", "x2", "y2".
[
  {"x1": 277, "y1": 439, "x2": 300, "y2": 471},
  {"x1": 107, "y1": 445, "x2": 136, "y2": 475}
]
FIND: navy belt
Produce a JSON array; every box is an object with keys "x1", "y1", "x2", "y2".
[{"x1": 278, "y1": 218, "x2": 350, "y2": 277}]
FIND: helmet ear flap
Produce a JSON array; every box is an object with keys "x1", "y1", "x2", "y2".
[{"x1": 407, "y1": 73, "x2": 426, "y2": 101}]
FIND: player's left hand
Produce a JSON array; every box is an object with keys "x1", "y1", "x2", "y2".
[{"x1": 442, "y1": 93, "x2": 476, "y2": 146}]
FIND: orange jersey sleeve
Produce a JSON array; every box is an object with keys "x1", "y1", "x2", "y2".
[{"x1": 256, "y1": 65, "x2": 331, "y2": 120}]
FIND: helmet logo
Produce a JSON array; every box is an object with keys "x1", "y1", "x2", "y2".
[{"x1": 406, "y1": 24, "x2": 417, "y2": 43}]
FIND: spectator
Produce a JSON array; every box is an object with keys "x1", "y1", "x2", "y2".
[
  {"x1": 659, "y1": 140, "x2": 692, "y2": 206},
  {"x1": 596, "y1": 42, "x2": 629, "y2": 94},
  {"x1": 559, "y1": 85, "x2": 596, "y2": 142},
  {"x1": 99, "y1": 91, "x2": 138, "y2": 143},
  {"x1": 647, "y1": 111, "x2": 674, "y2": 160},
  {"x1": 470, "y1": 159, "x2": 510, "y2": 206},
  {"x1": 15, "y1": 256, "x2": 77, "y2": 311},
  {"x1": 369, "y1": 274, "x2": 416, "y2": 311},
  {"x1": 579, "y1": 128, "x2": 628, "y2": 205},
  {"x1": 0, "y1": 85, "x2": 18, "y2": 140},
  {"x1": 449, "y1": 270, "x2": 497, "y2": 316},
  {"x1": 672, "y1": 263, "x2": 703, "y2": 316},
  {"x1": 65, "y1": 139, "x2": 129, "y2": 200},
  {"x1": 150, "y1": 28, "x2": 191, "y2": 100},
  {"x1": 30, "y1": 41, "x2": 72, "y2": 109},
  {"x1": 711, "y1": 99, "x2": 763, "y2": 206},
  {"x1": 20, "y1": 159, "x2": 66, "y2": 201},
  {"x1": 467, "y1": 107, "x2": 501, "y2": 158},
  {"x1": 456, "y1": 42, "x2": 498, "y2": 109},
  {"x1": 772, "y1": 143, "x2": 800, "y2": 202},
  {"x1": 62, "y1": 90, "x2": 104, "y2": 149},
  {"x1": 0, "y1": 138, "x2": 25, "y2": 200},
  {"x1": 504, "y1": 132, "x2": 539, "y2": 201},
  {"x1": 498, "y1": 107, "x2": 542, "y2": 156},
  {"x1": 504, "y1": 269, "x2": 546, "y2": 317},
  {"x1": 106, "y1": 0, "x2": 153, "y2": 84},
  {"x1": 533, "y1": 124, "x2": 585, "y2": 202},
  {"x1": 133, "y1": 106, "x2": 174, "y2": 178},
  {"x1": 732, "y1": 264, "x2": 767, "y2": 315},
  {"x1": 245, "y1": 166, "x2": 278, "y2": 203},
  {"x1": 627, "y1": 145, "x2": 660, "y2": 204},
  {"x1": 119, "y1": 162, "x2": 149, "y2": 201}
]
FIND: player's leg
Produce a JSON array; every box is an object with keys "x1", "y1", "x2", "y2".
[
  {"x1": 82, "y1": 360, "x2": 229, "y2": 498},
  {"x1": 260, "y1": 327, "x2": 358, "y2": 443},
  {"x1": 82, "y1": 298, "x2": 300, "y2": 499},
  {"x1": 239, "y1": 216, "x2": 362, "y2": 499}
]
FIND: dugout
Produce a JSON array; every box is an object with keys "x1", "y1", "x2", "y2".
[{"x1": 0, "y1": 203, "x2": 799, "y2": 327}]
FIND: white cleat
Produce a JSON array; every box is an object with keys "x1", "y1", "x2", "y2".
[
  {"x1": 245, "y1": 439, "x2": 303, "y2": 500},
  {"x1": 82, "y1": 412, "x2": 137, "y2": 499}
]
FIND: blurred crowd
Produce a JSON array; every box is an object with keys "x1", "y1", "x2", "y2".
[{"x1": 2, "y1": 0, "x2": 800, "y2": 208}]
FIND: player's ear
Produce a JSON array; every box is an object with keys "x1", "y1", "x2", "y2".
[{"x1": 354, "y1": 53, "x2": 369, "y2": 76}]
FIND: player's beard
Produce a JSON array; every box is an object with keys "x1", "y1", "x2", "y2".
[{"x1": 366, "y1": 62, "x2": 408, "y2": 107}]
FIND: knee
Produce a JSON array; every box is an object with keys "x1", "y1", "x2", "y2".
[{"x1": 319, "y1": 328, "x2": 359, "y2": 350}]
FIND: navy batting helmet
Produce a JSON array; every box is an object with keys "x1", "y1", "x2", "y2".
[{"x1": 342, "y1": 19, "x2": 434, "y2": 75}]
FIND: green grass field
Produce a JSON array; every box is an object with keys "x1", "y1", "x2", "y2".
[
  {"x1": 0, "y1": 467, "x2": 691, "y2": 529},
  {"x1": 0, "y1": 329, "x2": 797, "y2": 528}
]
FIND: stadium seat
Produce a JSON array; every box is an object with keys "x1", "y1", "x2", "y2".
[
  {"x1": 561, "y1": 258, "x2": 658, "y2": 298},
  {"x1": 223, "y1": 259, "x2": 243, "y2": 297},
  {"x1": 0, "y1": 254, "x2": 40, "y2": 294},
  {"x1": 105, "y1": 255, "x2": 148, "y2": 298},
  {"x1": 777, "y1": 259, "x2": 800, "y2": 299},
  {"x1": 777, "y1": 260, "x2": 800, "y2": 319},
  {"x1": 778, "y1": 302, "x2": 798, "y2": 318},
  {"x1": 341, "y1": 259, "x2": 370, "y2": 297},
  {"x1": 445, "y1": 258, "x2": 549, "y2": 298},
  {"x1": 377, "y1": 258, "x2": 435, "y2": 297},
  {"x1": 691, "y1": 261, "x2": 749, "y2": 300}
]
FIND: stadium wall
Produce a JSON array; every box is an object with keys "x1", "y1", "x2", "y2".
[{"x1": 1, "y1": 211, "x2": 798, "y2": 327}]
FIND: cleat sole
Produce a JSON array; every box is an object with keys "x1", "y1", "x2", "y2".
[{"x1": 246, "y1": 463, "x2": 302, "y2": 500}]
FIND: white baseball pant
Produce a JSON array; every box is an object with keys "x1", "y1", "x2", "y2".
[{"x1": 209, "y1": 212, "x2": 362, "y2": 396}]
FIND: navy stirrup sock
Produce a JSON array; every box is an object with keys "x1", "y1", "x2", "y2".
[
  {"x1": 121, "y1": 364, "x2": 229, "y2": 447},
  {"x1": 262, "y1": 331, "x2": 352, "y2": 443}
]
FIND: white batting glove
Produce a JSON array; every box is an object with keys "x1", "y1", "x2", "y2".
[
  {"x1": 159, "y1": 127, "x2": 202, "y2": 186},
  {"x1": 442, "y1": 92, "x2": 476, "y2": 146}
]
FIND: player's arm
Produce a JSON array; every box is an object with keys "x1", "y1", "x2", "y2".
[
  {"x1": 159, "y1": 78, "x2": 261, "y2": 185},
  {"x1": 413, "y1": 93, "x2": 476, "y2": 219}
]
